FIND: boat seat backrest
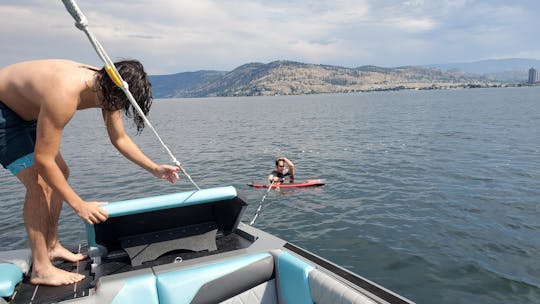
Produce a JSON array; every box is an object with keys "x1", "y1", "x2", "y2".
[
  {"x1": 274, "y1": 251, "x2": 315, "y2": 304},
  {"x1": 68, "y1": 253, "x2": 274, "y2": 304},
  {"x1": 67, "y1": 250, "x2": 352, "y2": 304},
  {"x1": 151, "y1": 251, "x2": 320, "y2": 304},
  {"x1": 155, "y1": 252, "x2": 275, "y2": 304}
]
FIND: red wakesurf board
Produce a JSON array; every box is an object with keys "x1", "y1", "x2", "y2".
[{"x1": 248, "y1": 179, "x2": 325, "y2": 189}]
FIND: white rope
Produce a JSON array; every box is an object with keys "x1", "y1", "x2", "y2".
[
  {"x1": 249, "y1": 180, "x2": 275, "y2": 225},
  {"x1": 61, "y1": 0, "x2": 199, "y2": 190}
]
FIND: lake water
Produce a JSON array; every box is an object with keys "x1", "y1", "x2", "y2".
[{"x1": 1, "y1": 87, "x2": 539, "y2": 303}]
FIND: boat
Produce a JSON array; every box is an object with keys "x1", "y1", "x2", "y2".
[
  {"x1": 248, "y1": 179, "x2": 326, "y2": 189},
  {"x1": 0, "y1": 186, "x2": 414, "y2": 304}
]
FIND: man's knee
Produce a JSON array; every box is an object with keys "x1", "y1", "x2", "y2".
[{"x1": 17, "y1": 167, "x2": 52, "y2": 197}]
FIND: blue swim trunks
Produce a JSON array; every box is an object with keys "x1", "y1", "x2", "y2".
[{"x1": 0, "y1": 101, "x2": 37, "y2": 175}]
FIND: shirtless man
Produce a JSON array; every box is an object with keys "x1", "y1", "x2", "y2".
[
  {"x1": 0, "y1": 59, "x2": 180, "y2": 286},
  {"x1": 268, "y1": 157, "x2": 295, "y2": 183}
]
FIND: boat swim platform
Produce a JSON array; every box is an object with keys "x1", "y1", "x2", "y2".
[{"x1": 1, "y1": 186, "x2": 414, "y2": 304}]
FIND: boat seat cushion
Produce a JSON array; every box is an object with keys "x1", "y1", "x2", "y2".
[
  {"x1": 0, "y1": 249, "x2": 31, "y2": 299},
  {"x1": 0, "y1": 263, "x2": 23, "y2": 298},
  {"x1": 155, "y1": 252, "x2": 274, "y2": 304},
  {"x1": 101, "y1": 186, "x2": 238, "y2": 218}
]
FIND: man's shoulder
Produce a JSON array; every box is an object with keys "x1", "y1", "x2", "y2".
[
  {"x1": 1, "y1": 60, "x2": 82, "y2": 84},
  {"x1": 4, "y1": 59, "x2": 79, "y2": 69}
]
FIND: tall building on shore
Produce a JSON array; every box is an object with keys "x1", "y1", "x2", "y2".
[{"x1": 528, "y1": 67, "x2": 537, "y2": 83}]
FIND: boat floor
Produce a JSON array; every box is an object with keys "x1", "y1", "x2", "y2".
[{"x1": 11, "y1": 233, "x2": 250, "y2": 304}]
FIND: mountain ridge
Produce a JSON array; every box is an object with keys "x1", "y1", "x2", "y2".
[{"x1": 149, "y1": 58, "x2": 537, "y2": 98}]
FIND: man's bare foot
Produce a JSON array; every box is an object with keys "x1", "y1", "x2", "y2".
[
  {"x1": 30, "y1": 266, "x2": 85, "y2": 286},
  {"x1": 49, "y1": 244, "x2": 85, "y2": 263}
]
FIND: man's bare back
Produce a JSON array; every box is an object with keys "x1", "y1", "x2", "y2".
[{"x1": 0, "y1": 59, "x2": 99, "y2": 121}]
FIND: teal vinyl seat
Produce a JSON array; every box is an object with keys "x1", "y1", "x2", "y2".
[
  {"x1": 0, "y1": 248, "x2": 31, "y2": 299},
  {"x1": 0, "y1": 263, "x2": 23, "y2": 298},
  {"x1": 154, "y1": 252, "x2": 276, "y2": 304},
  {"x1": 66, "y1": 250, "x2": 318, "y2": 304}
]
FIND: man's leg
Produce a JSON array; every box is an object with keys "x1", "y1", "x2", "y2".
[
  {"x1": 17, "y1": 166, "x2": 84, "y2": 286},
  {"x1": 46, "y1": 153, "x2": 85, "y2": 262}
]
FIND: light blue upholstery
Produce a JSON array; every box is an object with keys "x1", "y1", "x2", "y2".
[
  {"x1": 102, "y1": 186, "x2": 237, "y2": 217},
  {"x1": 155, "y1": 253, "x2": 272, "y2": 304},
  {"x1": 80, "y1": 251, "x2": 318, "y2": 304},
  {"x1": 111, "y1": 273, "x2": 159, "y2": 304},
  {"x1": 277, "y1": 252, "x2": 314, "y2": 304},
  {"x1": 0, "y1": 263, "x2": 23, "y2": 298}
]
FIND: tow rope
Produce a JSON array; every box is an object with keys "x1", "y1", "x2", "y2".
[
  {"x1": 61, "y1": 0, "x2": 199, "y2": 190},
  {"x1": 249, "y1": 180, "x2": 275, "y2": 225}
]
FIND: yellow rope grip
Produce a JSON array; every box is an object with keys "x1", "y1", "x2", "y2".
[{"x1": 105, "y1": 65, "x2": 124, "y2": 87}]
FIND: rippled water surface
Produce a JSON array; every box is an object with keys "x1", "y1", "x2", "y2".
[{"x1": 1, "y1": 87, "x2": 539, "y2": 303}]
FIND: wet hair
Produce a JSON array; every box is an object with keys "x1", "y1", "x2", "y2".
[
  {"x1": 96, "y1": 60, "x2": 153, "y2": 133},
  {"x1": 275, "y1": 159, "x2": 284, "y2": 166}
]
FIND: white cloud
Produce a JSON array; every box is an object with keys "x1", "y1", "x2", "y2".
[
  {"x1": 388, "y1": 17, "x2": 437, "y2": 33},
  {"x1": 1, "y1": 0, "x2": 539, "y2": 73}
]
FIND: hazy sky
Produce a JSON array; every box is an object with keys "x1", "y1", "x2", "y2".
[{"x1": 1, "y1": 0, "x2": 539, "y2": 74}]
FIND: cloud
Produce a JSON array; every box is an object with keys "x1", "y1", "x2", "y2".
[
  {"x1": 1, "y1": 0, "x2": 539, "y2": 73},
  {"x1": 389, "y1": 17, "x2": 437, "y2": 32}
]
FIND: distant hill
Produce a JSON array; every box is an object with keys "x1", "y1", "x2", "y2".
[
  {"x1": 150, "y1": 70, "x2": 227, "y2": 98},
  {"x1": 150, "y1": 59, "x2": 533, "y2": 98}
]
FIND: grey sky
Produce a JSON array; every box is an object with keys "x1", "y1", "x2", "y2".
[{"x1": 1, "y1": 0, "x2": 539, "y2": 74}]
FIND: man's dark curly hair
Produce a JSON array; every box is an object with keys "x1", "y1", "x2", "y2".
[{"x1": 96, "y1": 60, "x2": 152, "y2": 133}]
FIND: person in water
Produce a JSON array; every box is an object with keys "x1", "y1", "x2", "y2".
[
  {"x1": 0, "y1": 59, "x2": 180, "y2": 286},
  {"x1": 268, "y1": 157, "x2": 295, "y2": 183}
]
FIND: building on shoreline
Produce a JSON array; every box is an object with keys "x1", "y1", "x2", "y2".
[{"x1": 528, "y1": 67, "x2": 537, "y2": 83}]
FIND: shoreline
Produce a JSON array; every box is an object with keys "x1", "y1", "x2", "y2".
[{"x1": 157, "y1": 82, "x2": 539, "y2": 99}]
